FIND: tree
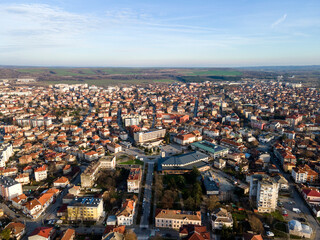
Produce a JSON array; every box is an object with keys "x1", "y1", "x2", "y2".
[
  {"x1": 220, "y1": 226, "x2": 234, "y2": 240},
  {"x1": 164, "y1": 132, "x2": 171, "y2": 144},
  {"x1": 184, "y1": 196, "x2": 195, "y2": 210},
  {"x1": 206, "y1": 195, "x2": 220, "y2": 211},
  {"x1": 190, "y1": 167, "x2": 200, "y2": 182},
  {"x1": 0, "y1": 228, "x2": 11, "y2": 240},
  {"x1": 124, "y1": 230, "x2": 138, "y2": 240},
  {"x1": 248, "y1": 214, "x2": 264, "y2": 233}
]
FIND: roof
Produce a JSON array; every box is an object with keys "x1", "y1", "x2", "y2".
[
  {"x1": 155, "y1": 209, "x2": 201, "y2": 221},
  {"x1": 69, "y1": 197, "x2": 102, "y2": 207},
  {"x1": 30, "y1": 227, "x2": 54, "y2": 238},
  {"x1": 160, "y1": 151, "x2": 208, "y2": 167},
  {"x1": 191, "y1": 140, "x2": 228, "y2": 154},
  {"x1": 61, "y1": 228, "x2": 75, "y2": 240}
]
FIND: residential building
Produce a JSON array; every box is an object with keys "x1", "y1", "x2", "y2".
[
  {"x1": 173, "y1": 131, "x2": 202, "y2": 145},
  {"x1": 0, "y1": 176, "x2": 23, "y2": 200},
  {"x1": 4, "y1": 222, "x2": 25, "y2": 240},
  {"x1": 127, "y1": 168, "x2": 142, "y2": 193},
  {"x1": 134, "y1": 129, "x2": 166, "y2": 143},
  {"x1": 53, "y1": 177, "x2": 70, "y2": 188},
  {"x1": 155, "y1": 209, "x2": 201, "y2": 229},
  {"x1": 249, "y1": 175, "x2": 279, "y2": 213},
  {"x1": 211, "y1": 208, "x2": 233, "y2": 230},
  {"x1": 292, "y1": 165, "x2": 318, "y2": 183},
  {"x1": 106, "y1": 142, "x2": 122, "y2": 153},
  {"x1": 28, "y1": 227, "x2": 56, "y2": 240},
  {"x1": 100, "y1": 156, "x2": 116, "y2": 170},
  {"x1": 34, "y1": 165, "x2": 47, "y2": 182},
  {"x1": 61, "y1": 228, "x2": 75, "y2": 240},
  {"x1": 67, "y1": 197, "x2": 104, "y2": 221},
  {"x1": 0, "y1": 143, "x2": 13, "y2": 167},
  {"x1": 179, "y1": 225, "x2": 210, "y2": 240},
  {"x1": 116, "y1": 198, "x2": 136, "y2": 226}
]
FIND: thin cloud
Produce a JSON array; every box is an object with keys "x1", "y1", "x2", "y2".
[{"x1": 271, "y1": 14, "x2": 287, "y2": 28}]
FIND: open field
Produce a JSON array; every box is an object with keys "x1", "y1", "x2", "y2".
[{"x1": 186, "y1": 70, "x2": 242, "y2": 76}]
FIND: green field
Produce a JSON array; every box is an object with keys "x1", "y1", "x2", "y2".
[
  {"x1": 119, "y1": 159, "x2": 144, "y2": 165},
  {"x1": 187, "y1": 70, "x2": 242, "y2": 76},
  {"x1": 100, "y1": 68, "x2": 146, "y2": 75}
]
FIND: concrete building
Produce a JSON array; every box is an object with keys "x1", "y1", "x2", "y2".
[
  {"x1": 99, "y1": 156, "x2": 116, "y2": 170},
  {"x1": 158, "y1": 151, "x2": 210, "y2": 174},
  {"x1": 155, "y1": 209, "x2": 201, "y2": 229},
  {"x1": 67, "y1": 197, "x2": 104, "y2": 221},
  {"x1": 191, "y1": 140, "x2": 229, "y2": 159},
  {"x1": 0, "y1": 176, "x2": 23, "y2": 200},
  {"x1": 34, "y1": 165, "x2": 47, "y2": 182},
  {"x1": 0, "y1": 143, "x2": 13, "y2": 167},
  {"x1": 134, "y1": 129, "x2": 166, "y2": 144},
  {"x1": 249, "y1": 175, "x2": 279, "y2": 213}
]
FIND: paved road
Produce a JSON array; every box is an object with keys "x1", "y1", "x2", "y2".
[{"x1": 140, "y1": 162, "x2": 154, "y2": 228}]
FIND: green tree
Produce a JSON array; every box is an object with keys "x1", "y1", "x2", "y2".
[
  {"x1": 220, "y1": 226, "x2": 234, "y2": 240},
  {"x1": 190, "y1": 167, "x2": 200, "y2": 182},
  {"x1": 164, "y1": 132, "x2": 171, "y2": 144},
  {"x1": 0, "y1": 228, "x2": 11, "y2": 240}
]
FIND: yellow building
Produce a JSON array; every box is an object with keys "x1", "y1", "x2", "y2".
[{"x1": 67, "y1": 197, "x2": 103, "y2": 222}]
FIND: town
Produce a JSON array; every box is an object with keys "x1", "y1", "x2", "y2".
[{"x1": 0, "y1": 79, "x2": 319, "y2": 240}]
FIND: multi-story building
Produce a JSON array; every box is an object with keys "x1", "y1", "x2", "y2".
[
  {"x1": 0, "y1": 176, "x2": 23, "y2": 200},
  {"x1": 67, "y1": 197, "x2": 104, "y2": 222},
  {"x1": 249, "y1": 175, "x2": 279, "y2": 213},
  {"x1": 134, "y1": 129, "x2": 166, "y2": 144},
  {"x1": 106, "y1": 142, "x2": 122, "y2": 153},
  {"x1": 99, "y1": 156, "x2": 116, "y2": 170},
  {"x1": 81, "y1": 156, "x2": 117, "y2": 188},
  {"x1": 122, "y1": 115, "x2": 141, "y2": 127},
  {"x1": 292, "y1": 165, "x2": 318, "y2": 183},
  {"x1": 127, "y1": 168, "x2": 142, "y2": 193},
  {"x1": 155, "y1": 209, "x2": 201, "y2": 229},
  {"x1": 116, "y1": 198, "x2": 136, "y2": 226},
  {"x1": 34, "y1": 165, "x2": 47, "y2": 182},
  {"x1": 80, "y1": 161, "x2": 100, "y2": 188},
  {"x1": 0, "y1": 143, "x2": 13, "y2": 167}
]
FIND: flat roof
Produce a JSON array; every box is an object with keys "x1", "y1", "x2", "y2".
[{"x1": 191, "y1": 140, "x2": 228, "y2": 154}]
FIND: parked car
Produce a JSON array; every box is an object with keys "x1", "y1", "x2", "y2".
[
  {"x1": 282, "y1": 210, "x2": 288, "y2": 216},
  {"x1": 266, "y1": 231, "x2": 274, "y2": 237}
]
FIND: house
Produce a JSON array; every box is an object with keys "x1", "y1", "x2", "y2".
[
  {"x1": 15, "y1": 173, "x2": 30, "y2": 185},
  {"x1": 155, "y1": 209, "x2": 201, "y2": 229},
  {"x1": 34, "y1": 165, "x2": 47, "y2": 182},
  {"x1": 23, "y1": 199, "x2": 42, "y2": 219},
  {"x1": 4, "y1": 222, "x2": 25, "y2": 240},
  {"x1": 302, "y1": 189, "x2": 320, "y2": 205},
  {"x1": 173, "y1": 131, "x2": 202, "y2": 145},
  {"x1": 28, "y1": 227, "x2": 56, "y2": 240},
  {"x1": 100, "y1": 156, "x2": 116, "y2": 170},
  {"x1": 242, "y1": 233, "x2": 263, "y2": 240},
  {"x1": 211, "y1": 208, "x2": 233, "y2": 230},
  {"x1": 214, "y1": 159, "x2": 226, "y2": 169},
  {"x1": 106, "y1": 142, "x2": 122, "y2": 153},
  {"x1": 127, "y1": 168, "x2": 142, "y2": 193},
  {"x1": 11, "y1": 194, "x2": 28, "y2": 209},
  {"x1": 53, "y1": 177, "x2": 70, "y2": 188},
  {"x1": 179, "y1": 225, "x2": 210, "y2": 240},
  {"x1": 116, "y1": 198, "x2": 136, "y2": 226}
]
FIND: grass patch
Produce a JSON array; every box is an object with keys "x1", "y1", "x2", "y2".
[
  {"x1": 273, "y1": 229, "x2": 288, "y2": 238},
  {"x1": 232, "y1": 211, "x2": 247, "y2": 221},
  {"x1": 274, "y1": 221, "x2": 287, "y2": 232},
  {"x1": 119, "y1": 159, "x2": 144, "y2": 165},
  {"x1": 265, "y1": 210, "x2": 285, "y2": 222}
]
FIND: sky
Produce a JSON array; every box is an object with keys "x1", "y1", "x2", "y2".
[{"x1": 0, "y1": 0, "x2": 319, "y2": 67}]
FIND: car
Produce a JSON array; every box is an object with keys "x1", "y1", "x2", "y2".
[
  {"x1": 282, "y1": 210, "x2": 288, "y2": 216},
  {"x1": 15, "y1": 215, "x2": 20, "y2": 218},
  {"x1": 266, "y1": 231, "x2": 274, "y2": 237},
  {"x1": 264, "y1": 224, "x2": 270, "y2": 229},
  {"x1": 289, "y1": 201, "x2": 293, "y2": 205}
]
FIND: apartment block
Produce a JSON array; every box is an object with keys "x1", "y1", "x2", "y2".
[
  {"x1": 0, "y1": 176, "x2": 23, "y2": 200},
  {"x1": 133, "y1": 129, "x2": 166, "y2": 143},
  {"x1": 0, "y1": 143, "x2": 13, "y2": 167},
  {"x1": 67, "y1": 197, "x2": 104, "y2": 221}
]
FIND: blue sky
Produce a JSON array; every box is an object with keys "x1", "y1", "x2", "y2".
[{"x1": 0, "y1": 0, "x2": 319, "y2": 67}]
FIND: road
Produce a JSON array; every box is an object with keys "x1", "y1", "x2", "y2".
[{"x1": 140, "y1": 162, "x2": 154, "y2": 229}]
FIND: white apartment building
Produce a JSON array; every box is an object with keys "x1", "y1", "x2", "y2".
[
  {"x1": 34, "y1": 166, "x2": 47, "y2": 182},
  {"x1": 116, "y1": 199, "x2": 136, "y2": 226},
  {"x1": 0, "y1": 176, "x2": 23, "y2": 200},
  {"x1": 250, "y1": 175, "x2": 279, "y2": 213},
  {"x1": 0, "y1": 143, "x2": 13, "y2": 167},
  {"x1": 127, "y1": 168, "x2": 142, "y2": 193},
  {"x1": 292, "y1": 168, "x2": 308, "y2": 183},
  {"x1": 211, "y1": 208, "x2": 233, "y2": 230},
  {"x1": 134, "y1": 129, "x2": 166, "y2": 143},
  {"x1": 100, "y1": 156, "x2": 116, "y2": 170}
]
